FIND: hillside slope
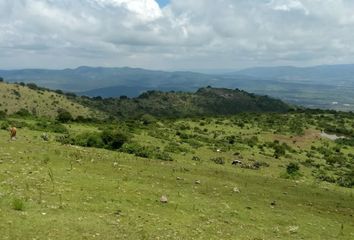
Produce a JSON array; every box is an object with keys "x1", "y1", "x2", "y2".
[
  {"x1": 0, "y1": 113, "x2": 353, "y2": 239},
  {"x1": 79, "y1": 87, "x2": 291, "y2": 118},
  {"x1": 0, "y1": 82, "x2": 101, "y2": 118}
]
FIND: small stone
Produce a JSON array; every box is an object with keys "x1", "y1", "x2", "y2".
[
  {"x1": 271, "y1": 201, "x2": 276, "y2": 206},
  {"x1": 288, "y1": 226, "x2": 299, "y2": 234},
  {"x1": 176, "y1": 177, "x2": 182, "y2": 180},
  {"x1": 233, "y1": 187, "x2": 240, "y2": 193},
  {"x1": 160, "y1": 195, "x2": 168, "y2": 203},
  {"x1": 195, "y1": 180, "x2": 201, "y2": 185}
]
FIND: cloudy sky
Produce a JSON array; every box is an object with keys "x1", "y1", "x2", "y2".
[{"x1": 1, "y1": 0, "x2": 354, "y2": 70}]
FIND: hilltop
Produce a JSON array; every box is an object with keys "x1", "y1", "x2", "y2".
[
  {"x1": 78, "y1": 87, "x2": 292, "y2": 118},
  {"x1": 0, "y1": 81, "x2": 102, "y2": 119}
]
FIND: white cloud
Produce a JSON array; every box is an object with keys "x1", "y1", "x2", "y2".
[{"x1": 1, "y1": 0, "x2": 354, "y2": 70}]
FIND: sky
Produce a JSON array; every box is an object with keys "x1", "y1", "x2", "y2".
[{"x1": 1, "y1": 0, "x2": 354, "y2": 70}]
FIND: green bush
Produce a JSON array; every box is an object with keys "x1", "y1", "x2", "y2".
[
  {"x1": 210, "y1": 157, "x2": 225, "y2": 165},
  {"x1": 58, "y1": 130, "x2": 129, "y2": 150},
  {"x1": 14, "y1": 108, "x2": 32, "y2": 117},
  {"x1": 0, "y1": 110, "x2": 6, "y2": 119},
  {"x1": 286, "y1": 162, "x2": 300, "y2": 175},
  {"x1": 12, "y1": 198, "x2": 25, "y2": 211},
  {"x1": 164, "y1": 142, "x2": 190, "y2": 154},
  {"x1": 30, "y1": 121, "x2": 68, "y2": 134},
  {"x1": 141, "y1": 114, "x2": 157, "y2": 125},
  {"x1": 0, "y1": 121, "x2": 9, "y2": 130},
  {"x1": 337, "y1": 169, "x2": 353, "y2": 188},
  {"x1": 121, "y1": 142, "x2": 173, "y2": 161},
  {"x1": 101, "y1": 130, "x2": 128, "y2": 150},
  {"x1": 56, "y1": 109, "x2": 73, "y2": 123}
]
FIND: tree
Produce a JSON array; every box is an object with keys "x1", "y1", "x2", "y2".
[
  {"x1": 0, "y1": 77, "x2": 4, "y2": 82},
  {"x1": 56, "y1": 109, "x2": 73, "y2": 123},
  {"x1": 27, "y1": 83, "x2": 39, "y2": 90},
  {"x1": 101, "y1": 130, "x2": 128, "y2": 150}
]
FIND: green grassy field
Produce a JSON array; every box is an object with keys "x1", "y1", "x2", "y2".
[{"x1": 0, "y1": 113, "x2": 353, "y2": 239}]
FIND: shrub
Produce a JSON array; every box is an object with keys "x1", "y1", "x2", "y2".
[
  {"x1": 286, "y1": 162, "x2": 300, "y2": 175},
  {"x1": 0, "y1": 121, "x2": 9, "y2": 130},
  {"x1": 26, "y1": 83, "x2": 39, "y2": 90},
  {"x1": 0, "y1": 110, "x2": 6, "y2": 119},
  {"x1": 155, "y1": 151, "x2": 173, "y2": 161},
  {"x1": 12, "y1": 198, "x2": 25, "y2": 211},
  {"x1": 210, "y1": 157, "x2": 225, "y2": 165},
  {"x1": 31, "y1": 121, "x2": 68, "y2": 134},
  {"x1": 141, "y1": 114, "x2": 157, "y2": 125},
  {"x1": 56, "y1": 109, "x2": 73, "y2": 123},
  {"x1": 337, "y1": 169, "x2": 354, "y2": 188},
  {"x1": 101, "y1": 130, "x2": 128, "y2": 150},
  {"x1": 57, "y1": 130, "x2": 128, "y2": 150},
  {"x1": 164, "y1": 142, "x2": 190, "y2": 154},
  {"x1": 14, "y1": 108, "x2": 32, "y2": 117}
]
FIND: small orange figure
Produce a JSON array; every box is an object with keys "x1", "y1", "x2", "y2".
[{"x1": 9, "y1": 126, "x2": 17, "y2": 140}]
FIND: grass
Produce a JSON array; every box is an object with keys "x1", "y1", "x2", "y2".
[
  {"x1": 0, "y1": 115, "x2": 353, "y2": 239},
  {"x1": 0, "y1": 82, "x2": 101, "y2": 118}
]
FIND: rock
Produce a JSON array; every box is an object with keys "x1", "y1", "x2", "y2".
[
  {"x1": 195, "y1": 180, "x2": 201, "y2": 185},
  {"x1": 233, "y1": 187, "x2": 240, "y2": 193},
  {"x1": 176, "y1": 177, "x2": 182, "y2": 180},
  {"x1": 41, "y1": 133, "x2": 49, "y2": 141},
  {"x1": 232, "y1": 160, "x2": 242, "y2": 165},
  {"x1": 271, "y1": 201, "x2": 276, "y2": 206},
  {"x1": 160, "y1": 195, "x2": 168, "y2": 203},
  {"x1": 288, "y1": 226, "x2": 299, "y2": 234},
  {"x1": 192, "y1": 156, "x2": 200, "y2": 161}
]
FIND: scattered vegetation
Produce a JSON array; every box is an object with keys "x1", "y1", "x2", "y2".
[{"x1": 0, "y1": 82, "x2": 353, "y2": 239}]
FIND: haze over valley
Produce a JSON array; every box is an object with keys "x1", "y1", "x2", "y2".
[{"x1": 1, "y1": 64, "x2": 354, "y2": 111}]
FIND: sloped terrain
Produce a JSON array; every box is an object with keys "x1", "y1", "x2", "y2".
[
  {"x1": 0, "y1": 82, "x2": 102, "y2": 119},
  {"x1": 0, "y1": 112, "x2": 353, "y2": 239},
  {"x1": 79, "y1": 87, "x2": 291, "y2": 118}
]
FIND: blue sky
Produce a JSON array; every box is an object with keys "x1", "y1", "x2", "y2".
[{"x1": 156, "y1": 0, "x2": 170, "y2": 7}]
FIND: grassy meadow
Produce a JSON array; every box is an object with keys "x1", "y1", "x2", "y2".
[{"x1": 0, "y1": 112, "x2": 353, "y2": 239}]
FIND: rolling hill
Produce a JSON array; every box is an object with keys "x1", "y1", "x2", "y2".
[
  {"x1": 0, "y1": 82, "x2": 102, "y2": 119},
  {"x1": 78, "y1": 87, "x2": 292, "y2": 118}
]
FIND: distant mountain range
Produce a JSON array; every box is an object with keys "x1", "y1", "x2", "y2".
[{"x1": 1, "y1": 64, "x2": 354, "y2": 111}]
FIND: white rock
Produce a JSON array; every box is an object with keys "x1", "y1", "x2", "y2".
[{"x1": 160, "y1": 195, "x2": 168, "y2": 203}]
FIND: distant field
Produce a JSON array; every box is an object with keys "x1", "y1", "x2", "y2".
[{"x1": 226, "y1": 80, "x2": 354, "y2": 111}]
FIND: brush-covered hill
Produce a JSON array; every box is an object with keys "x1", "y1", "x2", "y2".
[
  {"x1": 0, "y1": 82, "x2": 102, "y2": 119},
  {"x1": 79, "y1": 87, "x2": 292, "y2": 118}
]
